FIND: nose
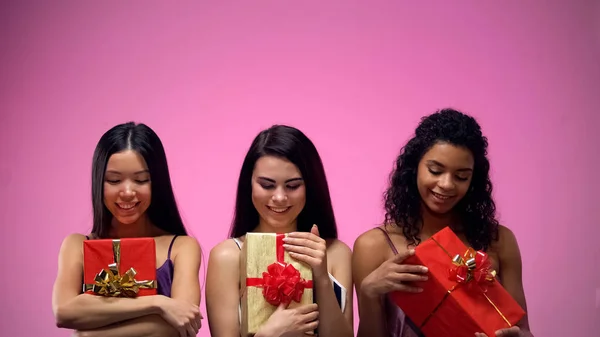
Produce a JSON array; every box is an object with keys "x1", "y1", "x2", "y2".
[
  {"x1": 437, "y1": 173, "x2": 455, "y2": 191},
  {"x1": 119, "y1": 182, "x2": 136, "y2": 199},
  {"x1": 271, "y1": 187, "x2": 288, "y2": 203}
]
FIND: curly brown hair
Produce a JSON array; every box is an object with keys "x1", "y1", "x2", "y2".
[{"x1": 383, "y1": 108, "x2": 499, "y2": 250}]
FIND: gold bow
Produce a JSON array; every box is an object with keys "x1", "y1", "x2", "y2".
[{"x1": 84, "y1": 240, "x2": 156, "y2": 297}]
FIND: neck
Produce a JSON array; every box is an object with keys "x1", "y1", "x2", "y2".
[
  {"x1": 420, "y1": 204, "x2": 457, "y2": 237},
  {"x1": 109, "y1": 216, "x2": 156, "y2": 238},
  {"x1": 255, "y1": 219, "x2": 297, "y2": 234}
]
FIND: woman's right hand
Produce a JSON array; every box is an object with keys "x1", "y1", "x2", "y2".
[
  {"x1": 360, "y1": 249, "x2": 429, "y2": 299},
  {"x1": 157, "y1": 296, "x2": 202, "y2": 337},
  {"x1": 257, "y1": 303, "x2": 319, "y2": 337}
]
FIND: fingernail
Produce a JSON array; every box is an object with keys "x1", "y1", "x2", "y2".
[
  {"x1": 409, "y1": 249, "x2": 416, "y2": 254},
  {"x1": 282, "y1": 237, "x2": 289, "y2": 241},
  {"x1": 417, "y1": 288, "x2": 423, "y2": 292},
  {"x1": 282, "y1": 244, "x2": 289, "y2": 248},
  {"x1": 422, "y1": 276, "x2": 428, "y2": 281},
  {"x1": 422, "y1": 267, "x2": 428, "y2": 272}
]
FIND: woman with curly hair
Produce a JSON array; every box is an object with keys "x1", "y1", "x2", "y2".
[{"x1": 352, "y1": 109, "x2": 533, "y2": 337}]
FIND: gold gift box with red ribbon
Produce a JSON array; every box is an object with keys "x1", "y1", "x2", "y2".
[
  {"x1": 390, "y1": 227, "x2": 526, "y2": 337},
  {"x1": 240, "y1": 233, "x2": 314, "y2": 336}
]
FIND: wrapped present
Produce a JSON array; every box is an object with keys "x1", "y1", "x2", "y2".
[
  {"x1": 83, "y1": 237, "x2": 157, "y2": 297},
  {"x1": 390, "y1": 227, "x2": 526, "y2": 337},
  {"x1": 240, "y1": 233, "x2": 314, "y2": 336}
]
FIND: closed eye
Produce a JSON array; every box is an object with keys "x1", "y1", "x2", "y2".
[{"x1": 428, "y1": 168, "x2": 442, "y2": 175}]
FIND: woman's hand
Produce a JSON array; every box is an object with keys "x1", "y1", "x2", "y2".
[
  {"x1": 158, "y1": 296, "x2": 201, "y2": 337},
  {"x1": 257, "y1": 303, "x2": 319, "y2": 337},
  {"x1": 475, "y1": 326, "x2": 524, "y2": 337},
  {"x1": 283, "y1": 225, "x2": 328, "y2": 281},
  {"x1": 360, "y1": 248, "x2": 428, "y2": 298}
]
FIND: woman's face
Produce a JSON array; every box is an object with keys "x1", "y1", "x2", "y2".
[
  {"x1": 103, "y1": 150, "x2": 152, "y2": 226},
  {"x1": 416, "y1": 142, "x2": 474, "y2": 215},
  {"x1": 251, "y1": 155, "x2": 306, "y2": 231}
]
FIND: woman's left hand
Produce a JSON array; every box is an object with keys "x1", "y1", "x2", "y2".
[
  {"x1": 283, "y1": 224, "x2": 328, "y2": 280},
  {"x1": 475, "y1": 326, "x2": 524, "y2": 337}
]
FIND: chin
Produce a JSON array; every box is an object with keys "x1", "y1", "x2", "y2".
[{"x1": 114, "y1": 215, "x2": 140, "y2": 225}]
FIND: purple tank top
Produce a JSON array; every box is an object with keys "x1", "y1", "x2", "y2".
[
  {"x1": 85, "y1": 235, "x2": 178, "y2": 298},
  {"x1": 375, "y1": 227, "x2": 424, "y2": 337}
]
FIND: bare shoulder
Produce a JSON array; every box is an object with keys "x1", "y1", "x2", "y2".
[
  {"x1": 353, "y1": 227, "x2": 389, "y2": 253},
  {"x1": 326, "y1": 238, "x2": 352, "y2": 259},
  {"x1": 208, "y1": 239, "x2": 240, "y2": 266},
  {"x1": 493, "y1": 225, "x2": 521, "y2": 254},
  {"x1": 172, "y1": 235, "x2": 202, "y2": 259},
  {"x1": 60, "y1": 233, "x2": 87, "y2": 253},
  {"x1": 352, "y1": 227, "x2": 394, "y2": 266}
]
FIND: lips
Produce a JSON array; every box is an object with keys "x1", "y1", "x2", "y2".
[
  {"x1": 116, "y1": 202, "x2": 139, "y2": 210},
  {"x1": 431, "y1": 191, "x2": 454, "y2": 201},
  {"x1": 267, "y1": 206, "x2": 291, "y2": 214}
]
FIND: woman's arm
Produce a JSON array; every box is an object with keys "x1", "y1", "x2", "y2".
[
  {"x1": 352, "y1": 230, "x2": 389, "y2": 337},
  {"x1": 73, "y1": 235, "x2": 203, "y2": 336},
  {"x1": 73, "y1": 315, "x2": 178, "y2": 337},
  {"x1": 313, "y1": 239, "x2": 354, "y2": 337},
  {"x1": 496, "y1": 225, "x2": 533, "y2": 336},
  {"x1": 205, "y1": 240, "x2": 242, "y2": 337},
  {"x1": 52, "y1": 234, "x2": 168, "y2": 330}
]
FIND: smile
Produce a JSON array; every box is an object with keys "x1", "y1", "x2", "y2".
[
  {"x1": 116, "y1": 202, "x2": 139, "y2": 210},
  {"x1": 431, "y1": 191, "x2": 454, "y2": 200},
  {"x1": 267, "y1": 206, "x2": 291, "y2": 214}
]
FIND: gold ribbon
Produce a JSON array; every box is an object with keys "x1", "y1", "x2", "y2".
[
  {"x1": 84, "y1": 240, "x2": 156, "y2": 297},
  {"x1": 419, "y1": 237, "x2": 511, "y2": 329}
]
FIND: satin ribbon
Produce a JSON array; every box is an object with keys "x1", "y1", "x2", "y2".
[
  {"x1": 84, "y1": 239, "x2": 156, "y2": 297},
  {"x1": 419, "y1": 238, "x2": 511, "y2": 329},
  {"x1": 246, "y1": 234, "x2": 313, "y2": 306}
]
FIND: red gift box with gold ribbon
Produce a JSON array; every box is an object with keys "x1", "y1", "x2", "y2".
[
  {"x1": 83, "y1": 238, "x2": 157, "y2": 297},
  {"x1": 390, "y1": 227, "x2": 526, "y2": 337},
  {"x1": 240, "y1": 233, "x2": 314, "y2": 336}
]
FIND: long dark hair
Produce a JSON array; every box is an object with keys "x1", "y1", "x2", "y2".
[
  {"x1": 91, "y1": 122, "x2": 187, "y2": 238},
  {"x1": 229, "y1": 125, "x2": 338, "y2": 239},
  {"x1": 384, "y1": 108, "x2": 499, "y2": 250}
]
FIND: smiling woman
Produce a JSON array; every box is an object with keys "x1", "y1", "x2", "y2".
[
  {"x1": 206, "y1": 125, "x2": 354, "y2": 337},
  {"x1": 352, "y1": 109, "x2": 534, "y2": 337},
  {"x1": 52, "y1": 122, "x2": 203, "y2": 337}
]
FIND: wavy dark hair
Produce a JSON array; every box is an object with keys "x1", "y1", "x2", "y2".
[
  {"x1": 229, "y1": 125, "x2": 338, "y2": 239},
  {"x1": 383, "y1": 108, "x2": 499, "y2": 250},
  {"x1": 91, "y1": 122, "x2": 187, "y2": 238}
]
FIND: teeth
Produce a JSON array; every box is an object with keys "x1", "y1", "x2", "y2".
[
  {"x1": 268, "y1": 206, "x2": 289, "y2": 213},
  {"x1": 118, "y1": 203, "x2": 136, "y2": 209},
  {"x1": 432, "y1": 192, "x2": 452, "y2": 200}
]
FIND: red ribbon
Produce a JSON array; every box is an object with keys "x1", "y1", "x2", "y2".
[
  {"x1": 448, "y1": 248, "x2": 496, "y2": 292},
  {"x1": 246, "y1": 234, "x2": 313, "y2": 306}
]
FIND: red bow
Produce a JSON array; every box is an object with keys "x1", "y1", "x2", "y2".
[
  {"x1": 449, "y1": 248, "x2": 497, "y2": 292},
  {"x1": 261, "y1": 262, "x2": 308, "y2": 306}
]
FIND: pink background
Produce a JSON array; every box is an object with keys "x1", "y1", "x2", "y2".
[{"x1": 1, "y1": 1, "x2": 599, "y2": 336}]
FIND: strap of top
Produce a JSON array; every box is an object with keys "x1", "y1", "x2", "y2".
[
  {"x1": 232, "y1": 238, "x2": 242, "y2": 250},
  {"x1": 167, "y1": 235, "x2": 179, "y2": 260},
  {"x1": 375, "y1": 226, "x2": 399, "y2": 255},
  {"x1": 85, "y1": 235, "x2": 90, "y2": 240}
]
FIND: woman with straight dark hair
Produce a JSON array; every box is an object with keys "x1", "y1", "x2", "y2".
[
  {"x1": 52, "y1": 122, "x2": 202, "y2": 337},
  {"x1": 352, "y1": 109, "x2": 533, "y2": 337},
  {"x1": 206, "y1": 125, "x2": 353, "y2": 337}
]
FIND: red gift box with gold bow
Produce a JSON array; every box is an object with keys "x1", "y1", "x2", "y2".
[
  {"x1": 240, "y1": 233, "x2": 314, "y2": 336},
  {"x1": 83, "y1": 238, "x2": 157, "y2": 297},
  {"x1": 390, "y1": 227, "x2": 526, "y2": 337}
]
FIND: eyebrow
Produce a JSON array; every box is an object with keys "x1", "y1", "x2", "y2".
[
  {"x1": 105, "y1": 170, "x2": 150, "y2": 175},
  {"x1": 426, "y1": 160, "x2": 473, "y2": 172},
  {"x1": 257, "y1": 177, "x2": 304, "y2": 183}
]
